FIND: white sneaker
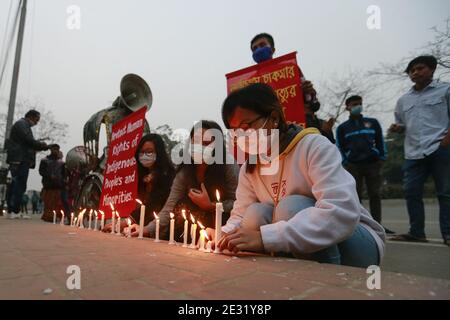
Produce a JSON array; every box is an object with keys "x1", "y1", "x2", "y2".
[
  {"x1": 22, "y1": 214, "x2": 31, "y2": 220},
  {"x1": 9, "y1": 213, "x2": 21, "y2": 220}
]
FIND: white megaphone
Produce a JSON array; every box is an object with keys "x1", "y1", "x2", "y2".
[{"x1": 119, "y1": 73, "x2": 153, "y2": 112}]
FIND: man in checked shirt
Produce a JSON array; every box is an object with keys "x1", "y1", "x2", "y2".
[{"x1": 389, "y1": 55, "x2": 450, "y2": 246}]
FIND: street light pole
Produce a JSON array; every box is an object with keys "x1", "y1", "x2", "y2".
[{"x1": 4, "y1": 0, "x2": 28, "y2": 149}]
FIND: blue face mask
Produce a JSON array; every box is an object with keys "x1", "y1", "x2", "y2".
[
  {"x1": 252, "y1": 46, "x2": 273, "y2": 64},
  {"x1": 350, "y1": 105, "x2": 363, "y2": 116}
]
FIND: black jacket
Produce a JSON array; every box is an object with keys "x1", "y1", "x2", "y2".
[
  {"x1": 6, "y1": 118, "x2": 48, "y2": 168},
  {"x1": 39, "y1": 156, "x2": 65, "y2": 189},
  {"x1": 336, "y1": 115, "x2": 386, "y2": 165}
]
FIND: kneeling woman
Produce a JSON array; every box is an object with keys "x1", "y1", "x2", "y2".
[
  {"x1": 103, "y1": 133, "x2": 175, "y2": 232},
  {"x1": 217, "y1": 83, "x2": 385, "y2": 268},
  {"x1": 135, "y1": 120, "x2": 239, "y2": 241}
]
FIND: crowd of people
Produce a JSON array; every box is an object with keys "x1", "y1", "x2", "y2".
[{"x1": 3, "y1": 33, "x2": 449, "y2": 269}]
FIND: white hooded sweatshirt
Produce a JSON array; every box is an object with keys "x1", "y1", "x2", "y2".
[{"x1": 222, "y1": 129, "x2": 386, "y2": 260}]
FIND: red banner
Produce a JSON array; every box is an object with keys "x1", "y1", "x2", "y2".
[
  {"x1": 226, "y1": 52, "x2": 305, "y2": 125},
  {"x1": 99, "y1": 107, "x2": 146, "y2": 219}
]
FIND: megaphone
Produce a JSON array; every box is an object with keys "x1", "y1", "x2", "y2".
[{"x1": 120, "y1": 74, "x2": 153, "y2": 112}]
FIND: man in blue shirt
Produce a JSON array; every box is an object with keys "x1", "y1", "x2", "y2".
[
  {"x1": 390, "y1": 55, "x2": 450, "y2": 246},
  {"x1": 336, "y1": 95, "x2": 391, "y2": 232}
]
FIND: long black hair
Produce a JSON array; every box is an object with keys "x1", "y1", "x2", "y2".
[
  {"x1": 177, "y1": 120, "x2": 228, "y2": 195},
  {"x1": 135, "y1": 133, "x2": 175, "y2": 195}
]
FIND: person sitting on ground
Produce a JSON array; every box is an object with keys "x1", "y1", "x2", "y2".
[
  {"x1": 131, "y1": 121, "x2": 239, "y2": 241},
  {"x1": 214, "y1": 83, "x2": 385, "y2": 268},
  {"x1": 103, "y1": 133, "x2": 175, "y2": 233}
]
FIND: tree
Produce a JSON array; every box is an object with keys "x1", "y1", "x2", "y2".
[
  {"x1": 369, "y1": 18, "x2": 450, "y2": 82},
  {"x1": 0, "y1": 99, "x2": 69, "y2": 158}
]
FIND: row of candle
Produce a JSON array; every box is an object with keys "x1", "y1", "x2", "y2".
[{"x1": 53, "y1": 189, "x2": 224, "y2": 253}]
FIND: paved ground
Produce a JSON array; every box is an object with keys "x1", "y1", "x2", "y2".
[
  {"x1": 366, "y1": 199, "x2": 450, "y2": 280},
  {"x1": 0, "y1": 204, "x2": 449, "y2": 300}
]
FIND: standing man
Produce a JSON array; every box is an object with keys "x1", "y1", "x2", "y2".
[
  {"x1": 6, "y1": 110, "x2": 49, "y2": 219},
  {"x1": 336, "y1": 95, "x2": 392, "y2": 233},
  {"x1": 390, "y1": 55, "x2": 450, "y2": 246},
  {"x1": 250, "y1": 33, "x2": 335, "y2": 143}
]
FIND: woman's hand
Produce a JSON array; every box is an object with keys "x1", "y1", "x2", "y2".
[
  {"x1": 188, "y1": 183, "x2": 214, "y2": 211},
  {"x1": 102, "y1": 222, "x2": 113, "y2": 233},
  {"x1": 217, "y1": 228, "x2": 265, "y2": 254},
  {"x1": 127, "y1": 223, "x2": 150, "y2": 237}
]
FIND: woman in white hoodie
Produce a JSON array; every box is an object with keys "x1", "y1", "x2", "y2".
[{"x1": 216, "y1": 83, "x2": 386, "y2": 268}]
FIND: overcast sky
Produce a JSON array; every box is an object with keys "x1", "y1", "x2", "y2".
[{"x1": 1, "y1": 0, "x2": 450, "y2": 190}]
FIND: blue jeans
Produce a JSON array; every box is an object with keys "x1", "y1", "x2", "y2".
[
  {"x1": 7, "y1": 162, "x2": 30, "y2": 214},
  {"x1": 403, "y1": 146, "x2": 450, "y2": 240},
  {"x1": 242, "y1": 195, "x2": 380, "y2": 268}
]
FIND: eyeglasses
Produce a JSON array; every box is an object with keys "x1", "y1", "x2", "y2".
[{"x1": 232, "y1": 116, "x2": 267, "y2": 131}]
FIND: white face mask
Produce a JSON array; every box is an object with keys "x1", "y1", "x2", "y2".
[{"x1": 139, "y1": 152, "x2": 156, "y2": 168}]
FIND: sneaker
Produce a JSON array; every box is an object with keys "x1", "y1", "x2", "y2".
[
  {"x1": 383, "y1": 226, "x2": 396, "y2": 234},
  {"x1": 444, "y1": 238, "x2": 450, "y2": 247},
  {"x1": 9, "y1": 213, "x2": 21, "y2": 220},
  {"x1": 22, "y1": 214, "x2": 31, "y2": 220}
]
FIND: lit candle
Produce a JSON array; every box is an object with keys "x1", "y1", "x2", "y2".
[
  {"x1": 53, "y1": 210, "x2": 56, "y2": 224},
  {"x1": 154, "y1": 212, "x2": 160, "y2": 242},
  {"x1": 198, "y1": 222, "x2": 206, "y2": 251},
  {"x1": 115, "y1": 211, "x2": 121, "y2": 236},
  {"x1": 73, "y1": 217, "x2": 78, "y2": 227},
  {"x1": 205, "y1": 236, "x2": 212, "y2": 253},
  {"x1": 110, "y1": 203, "x2": 115, "y2": 235},
  {"x1": 169, "y1": 212, "x2": 176, "y2": 245},
  {"x1": 60, "y1": 210, "x2": 65, "y2": 226},
  {"x1": 189, "y1": 214, "x2": 197, "y2": 249},
  {"x1": 214, "y1": 190, "x2": 224, "y2": 254},
  {"x1": 99, "y1": 210, "x2": 105, "y2": 230},
  {"x1": 88, "y1": 209, "x2": 93, "y2": 230},
  {"x1": 182, "y1": 210, "x2": 188, "y2": 248},
  {"x1": 79, "y1": 209, "x2": 86, "y2": 229},
  {"x1": 126, "y1": 218, "x2": 132, "y2": 238},
  {"x1": 94, "y1": 211, "x2": 98, "y2": 231},
  {"x1": 70, "y1": 212, "x2": 74, "y2": 227},
  {"x1": 135, "y1": 199, "x2": 145, "y2": 239}
]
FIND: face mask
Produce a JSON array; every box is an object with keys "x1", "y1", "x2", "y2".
[
  {"x1": 139, "y1": 152, "x2": 156, "y2": 168},
  {"x1": 350, "y1": 105, "x2": 363, "y2": 116},
  {"x1": 234, "y1": 117, "x2": 277, "y2": 156},
  {"x1": 252, "y1": 46, "x2": 273, "y2": 64}
]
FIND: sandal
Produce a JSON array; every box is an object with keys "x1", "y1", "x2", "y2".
[{"x1": 389, "y1": 233, "x2": 428, "y2": 243}]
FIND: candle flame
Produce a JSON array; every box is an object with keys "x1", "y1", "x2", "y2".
[
  {"x1": 53, "y1": 210, "x2": 56, "y2": 214},
  {"x1": 89, "y1": 209, "x2": 93, "y2": 214},
  {"x1": 182, "y1": 210, "x2": 187, "y2": 220},
  {"x1": 80, "y1": 208, "x2": 87, "y2": 215},
  {"x1": 216, "y1": 189, "x2": 221, "y2": 202},
  {"x1": 190, "y1": 214, "x2": 196, "y2": 224},
  {"x1": 74, "y1": 217, "x2": 78, "y2": 223},
  {"x1": 204, "y1": 230, "x2": 210, "y2": 241},
  {"x1": 94, "y1": 211, "x2": 98, "y2": 217},
  {"x1": 153, "y1": 212, "x2": 159, "y2": 220},
  {"x1": 109, "y1": 203, "x2": 115, "y2": 211},
  {"x1": 99, "y1": 210, "x2": 105, "y2": 216},
  {"x1": 135, "y1": 199, "x2": 142, "y2": 205},
  {"x1": 115, "y1": 211, "x2": 120, "y2": 218},
  {"x1": 60, "y1": 210, "x2": 64, "y2": 215},
  {"x1": 71, "y1": 212, "x2": 74, "y2": 217},
  {"x1": 127, "y1": 218, "x2": 132, "y2": 226},
  {"x1": 198, "y1": 221, "x2": 205, "y2": 229},
  {"x1": 170, "y1": 212, "x2": 174, "y2": 219}
]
